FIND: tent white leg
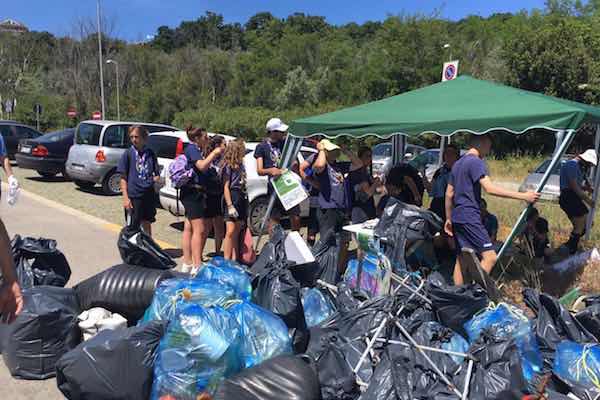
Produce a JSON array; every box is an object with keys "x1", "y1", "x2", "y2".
[
  {"x1": 585, "y1": 125, "x2": 600, "y2": 240},
  {"x1": 497, "y1": 129, "x2": 576, "y2": 260}
]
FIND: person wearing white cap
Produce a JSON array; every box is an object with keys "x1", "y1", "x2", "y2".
[
  {"x1": 559, "y1": 148, "x2": 597, "y2": 254},
  {"x1": 254, "y1": 117, "x2": 301, "y2": 234}
]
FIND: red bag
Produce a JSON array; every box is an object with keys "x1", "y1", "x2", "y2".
[{"x1": 239, "y1": 227, "x2": 256, "y2": 265}]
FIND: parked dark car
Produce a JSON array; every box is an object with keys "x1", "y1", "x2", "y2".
[
  {"x1": 0, "y1": 121, "x2": 43, "y2": 159},
  {"x1": 15, "y1": 128, "x2": 75, "y2": 178}
]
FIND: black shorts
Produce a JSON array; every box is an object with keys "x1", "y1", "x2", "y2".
[
  {"x1": 181, "y1": 187, "x2": 209, "y2": 220},
  {"x1": 559, "y1": 189, "x2": 588, "y2": 219},
  {"x1": 128, "y1": 189, "x2": 157, "y2": 228},
  {"x1": 223, "y1": 190, "x2": 248, "y2": 222},
  {"x1": 270, "y1": 195, "x2": 301, "y2": 220},
  {"x1": 308, "y1": 206, "x2": 319, "y2": 233},
  {"x1": 453, "y1": 221, "x2": 494, "y2": 255},
  {"x1": 319, "y1": 208, "x2": 350, "y2": 242},
  {"x1": 207, "y1": 193, "x2": 223, "y2": 218}
]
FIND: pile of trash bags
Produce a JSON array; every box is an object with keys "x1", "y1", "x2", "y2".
[
  {"x1": 9, "y1": 235, "x2": 71, "y2": 288},
  {"x1": 5, "y1": 197, "x2": 600, "y2": 400}
]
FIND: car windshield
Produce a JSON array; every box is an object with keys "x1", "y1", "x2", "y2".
[
  {"x1": 410, "y1": 150, "x2": 439, "y2": 169},
  {"x1": 535, "y1": 159, "x2": 565, "y2": 175},
  {"x1": 75, "y1": 123, "x2": 102, "y2": 145},
  {"x1": 372, "y1": 143, "x2": 391, "y2": 159}
]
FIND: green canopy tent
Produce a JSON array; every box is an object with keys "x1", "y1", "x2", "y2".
[{"x1": 263, "y1": 75, "x2": 600, "y2": 260}]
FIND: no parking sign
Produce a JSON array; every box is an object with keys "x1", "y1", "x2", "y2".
[{"x1": 442, "y1": 60, "x2": 459, "y2": 81}]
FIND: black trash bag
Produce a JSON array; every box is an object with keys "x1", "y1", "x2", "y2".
[
  {"x1": 56, "y1": 320, "x2": 166, "y2": 400},
  {"x1": 74, "y1": 264, "x2": 174, "y2": 323},
  {"x1": 311, "y1": 231, "x2": 341, "y2": 286},
  {"x1": 428, "y1": 280, "x2": 489, "y2": 338},
  {"x1": 306, "y1": 296, "x2": 392, "y2": 399},
  {"x1": 249, "y1": 224, "x2": 287, "y2": 278},
  {"x1": 333, "y1": 283, "x2": 366, "y2": 313},
  {"x1": 373, "y1": 198, "x2": 442, "y2": 268},
  {"x1": 575, "y1": 303, "x2": 600, "y2": 342},
  {"x1": 252, "y1": 258, "x2": 308, "y2": 352},
  {"x1": 469, "y1": 333, "x2": 528, "y2": 399},
  {"x1": 3, "y1": 286, "x2": 81, "y2": 379},
  {"x1": 9, "y1": 235, "x2": 71, "y2": 288},
  {"x1": 523, "y1": 288, "x2": 596, "y2": 369},
  {"x1": 117, "y1": 226, "x2": 176, "y2": 270},
  {"x1": 213, "y1": 354, "x2": 321, "y2": 400}
]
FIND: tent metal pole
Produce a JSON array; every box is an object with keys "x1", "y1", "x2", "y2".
[
  {"x1": 554, "y1": 130, "x2": 565, "y2": 155},
  {"x1": 585, "y1": 125, "x2": 600, "y2": 239},
  {"x1": 254, "y1": 135, "x2": 303, "y2": 251},
  {"x1": 497, "y1": 129, "x2": 576, "y2": 260},
  {"x1": 392, "y1": 134, "x2": 406, "y2": 165},
  {"x1": 438, "y1": 136, "x2": 447, "y2": 168}
]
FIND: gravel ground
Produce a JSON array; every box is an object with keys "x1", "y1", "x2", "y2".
[{"x1": 10, "y1": 166, "x2": 190, "y2": 253}]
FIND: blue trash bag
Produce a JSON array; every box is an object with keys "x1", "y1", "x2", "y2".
[
  {"x1": 140, "y1": 278, "x2": 240, "y2": 324},
  {"x1": 553, "y1": 341, "x2": 600, "y2": 393},
  {"x1": 464, "y1": 303, "x2": 543, "y2": 382},
  {"x1": 301, "y1": 287, "x2": 336, "y2": 328},
  {"x1": 151, "y1": 304, "x2": 242, "y2": 399},
  {"x1": 195, "y1": 262, "x2": 252, "y2": 300},
  {"x1": 228, "y1": 301, "x2": 292, "y2": 369},
  {"x1": 343, "y1": 252, "x2": 391, "y2": 298},
  {"x1": 441, "y1": 333, "x2": 470, "y2": 365}
]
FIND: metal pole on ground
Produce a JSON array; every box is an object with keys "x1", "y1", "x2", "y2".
[
  {"x1": 585, "y1": 125, "x2": 600, "y2": 239},
  {"x1": 497, "y1": 129, "x2": 576, "y2": 260}
]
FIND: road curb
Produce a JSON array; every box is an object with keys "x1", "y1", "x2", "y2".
[{"x1": 3, "y1": 183, "x2": 177, "y2": 250}]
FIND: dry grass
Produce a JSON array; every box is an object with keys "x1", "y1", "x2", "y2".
[
  {"x1": 487, "y1": 155, "x2": 545, "y2": 182},
  {"x1": 574, "y1": 260, "x2": 600, "y2": 295}
]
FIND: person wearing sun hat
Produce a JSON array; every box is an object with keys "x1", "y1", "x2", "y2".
[
  {"x1": 254, "y1": 117, "x2": 301, "y2": 235},
  {"x1": 559, "y1": 148, "x2": 598, "y2": 254},
  {"x1": 313, "y1": 138, "x2": 363, "y2": 273}
]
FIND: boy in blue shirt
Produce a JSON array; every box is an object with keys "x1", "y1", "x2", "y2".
[
  {"x1": 559, "y1": 149, "x2": 597, "y2": 254},
  {"x1": 445, "y1": 134, "x2": 540, "y2": 285},
  {"x1": 117, "y1": 125, "x2": 160, "y2": 236}
]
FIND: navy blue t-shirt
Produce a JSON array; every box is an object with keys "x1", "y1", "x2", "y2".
[
  {"x1": 316, "y1": 161, "x2": 348, "y2": 209},
  {"x1": 449, "y1": 154, "x2": 488, "y2": 224},
  {"x1": 254, "y1": 139, "x2": 283, "y2": 193},
  {"x1": 117, "y1": 146, "x2": 159, "y2": 198},
  {"x1": 184, "y1": 144, "x2": 207, "y2": 186},
  {"x1": 223, "y1": 165, "x2": 246, "y2": 192},
  {"x1": 349, "y1": 167, "x2": 376, "y2": 216}
]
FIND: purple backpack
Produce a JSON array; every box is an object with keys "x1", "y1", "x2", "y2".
[{"x1": 169, "y1": 154, "x2": 194, "y2": 189}]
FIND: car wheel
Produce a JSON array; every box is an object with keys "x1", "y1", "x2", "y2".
[
  {"x1": 74, "y1": 180, "x2": 95, "y2": 189},
  {"x1": 37, "y1": 171, "x2": 57, "y2": 178},
  {"x1": 102, "y1": 170, "x2": 122, "y2": 195},
  {"x1": 248, "y1": 196, "x2": 269, "y2": 236},
  {"x1": 62, "y1": 169, "x2": 71, "y2": 180}
]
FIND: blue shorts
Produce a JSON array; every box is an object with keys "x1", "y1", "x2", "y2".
[{"x1": 453, "y1": 221, "x2": 494, "y2": 255}]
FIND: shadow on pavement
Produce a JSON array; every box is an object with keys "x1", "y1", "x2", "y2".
[
  {"x1": 75, "y1": 187, "x2": 119, "y2": 197},
  {"x1": 26, "y1": 175, "x2": 70, "y2": 183}
]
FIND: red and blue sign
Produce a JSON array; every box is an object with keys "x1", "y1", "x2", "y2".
[{"x1": 442, "y1": 61, "x2": 459, "y2": 82}]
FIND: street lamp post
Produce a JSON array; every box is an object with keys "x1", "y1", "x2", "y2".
[
  {"x1": 106, "y1": 59, "x2": 120, "y2": 120},
  {"x1": 97, "y1": 0, "x2": 106, "y2": 118}
]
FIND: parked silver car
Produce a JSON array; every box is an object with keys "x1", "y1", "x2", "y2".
[
  {"x1": 66, "y1": 120, "x2": 178, "y2": 195},
  {"x1": 371, "y1": 142, "x2": 426, "y2": 177},
  {"x1": 518, "y1": 157, "x2": 571, "y2": 202}
]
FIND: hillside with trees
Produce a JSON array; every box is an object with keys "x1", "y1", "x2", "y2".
[{"x1": 2, "y1": 0, "x2": 600, "y2": 153}]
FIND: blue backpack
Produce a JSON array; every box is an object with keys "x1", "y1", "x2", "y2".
[{"x1": 168, "y1": 154, "x2": 194, "y2": 189}]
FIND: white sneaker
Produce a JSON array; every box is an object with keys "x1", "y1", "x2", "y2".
[
  {"x1": 181, "y1": 263, "x2": 192, "y2": 274},
  {"x1": 190, "y1": 265, "x2": 202, "y2": 276}
]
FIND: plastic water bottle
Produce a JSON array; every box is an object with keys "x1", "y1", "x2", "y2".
[{"x1": 7, "y1": 176, "x2": 19, "y2": 206}]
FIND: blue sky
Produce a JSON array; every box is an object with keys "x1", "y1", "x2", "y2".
[{"x1": 3, "y1": 0, "x2": 546, "y2": 41}]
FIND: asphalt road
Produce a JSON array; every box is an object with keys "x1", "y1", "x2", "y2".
[{"x1": 0, "y1": 188, "x2": 129, "y2": 399}]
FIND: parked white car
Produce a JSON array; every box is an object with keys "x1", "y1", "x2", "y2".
[
  {"x1": 371, "y1": 142, "x2": 426, "y2": 177},
  {"x1": 151, "y1": 131, "x2": 317, "y2": 234}
]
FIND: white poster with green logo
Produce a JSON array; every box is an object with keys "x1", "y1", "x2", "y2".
[{"x1": 271, "y1": 171, "x2": 308, "y2": 210}]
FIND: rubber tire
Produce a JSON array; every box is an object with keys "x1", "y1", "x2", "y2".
[
  {"x1": 102, "y1": 170, "x2": 122, "y2": 195},
  {"x1": 74, "y1": 180, "x2": 95, "y2": 190},
  {"x1": 37, "y1": 171, "x2": 57, "y2": 178},
  {"x1": 248, "y1": 195, "x2": 269, "y2": 236}
]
